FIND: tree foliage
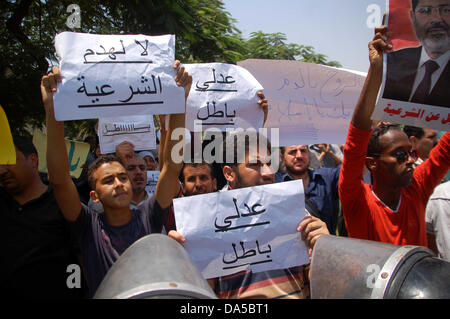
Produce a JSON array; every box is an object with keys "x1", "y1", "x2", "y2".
[
  {"x1": 243, "y1": 31, "x2": 341, "y2": 67},
  {"x1": 0, "y1": 0, "x2": 341, "y2": 137}
]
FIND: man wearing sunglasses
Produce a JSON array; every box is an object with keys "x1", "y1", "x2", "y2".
[
  {"x1": 339, "y1": 24, "x2": 450, "y2": 247},
  {"x1": 382, "y1": 0, "x2": 450, "y2": 107}
]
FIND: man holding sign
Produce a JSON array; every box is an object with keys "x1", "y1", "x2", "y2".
[
  {"x1": 170, "y1": 130, "x2": 329, "y2": 299},
  {"x1": 339, "y1": 23, "x2": 450, "y2": 247},
  {"x1": 41, "y1": 60, "x2": 192, "y2": 297}
]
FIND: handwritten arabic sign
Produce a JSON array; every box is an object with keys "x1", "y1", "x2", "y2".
[
  {"x1": 237, "y1": 59, "x2": 366, "y2": 146},
  {"x1": 173, "y1": 180, "x2": 309, "y2": 279},
  {"x1": 145, "y1": 170, "x2": 160, "y2": 196},
  {"x1": 98, "y1": 115, "x2": 156, "y2": 154},
  {"x1": 53, "y1": 32, "x2": 185, "y2": 121},
  {"x1": 0, "y1": 105, "x2": 16, "y2": 165},
  {"x1": 184, "y1": 63, "x2": 264, "y2": 131},
  {"x1": 374, "y1": 0, "x2": 450, "y2": 130},
  {"x1": 32, "y1": 129, "x2": 90, "y2": 179}
]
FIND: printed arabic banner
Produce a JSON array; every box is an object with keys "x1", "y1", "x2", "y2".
[
  {"x1": 0, "y1": 105, "x2": 16, "y2": 165},
  {"x1": 32, "y1": 129, "x2": 90, "y2": 179},
  {"x1": 53, "y1": 32, "x2": 185, "y2": 121},
  {"x1": 173, "y1": 179, "x2": 309, "y2": 279},
  {"x1": 184, "y1": 63, "x2": 264, "y2": 131},
  {"x1": 374, "y1": 0, "x2": 450, "y2": 130},
  {"x1": 238, "y1": 59, "x2": 366, "y2": 146},
  {"x1": 98, "y1": 115, "x2": 156, "y2": 154}
]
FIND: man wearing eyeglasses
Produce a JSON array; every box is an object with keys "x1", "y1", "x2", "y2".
[
  {"x1": 339, "y1": 23, "x2": 450, "y2": 247},
  {"x1": 382, "y1": 0, "x2": 450, "y2": 107}
]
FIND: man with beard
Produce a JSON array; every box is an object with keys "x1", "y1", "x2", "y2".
[
  {"x1": 382, "y1": 0, "x2": 450, "y2": 107},
  {"x1": 170, "y1": 131, "x2": 329, "y2": 299},
  {"x1": 276, "y1": 145, "x2": 340, "y2": 235},
  {"x1": 339, "y1": 24, "x2": 450, "y2": 246}
]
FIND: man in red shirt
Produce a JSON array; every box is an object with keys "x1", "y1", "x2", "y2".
[{"x1": 339, "y1": 24, "x2": 450, "y2": 247}]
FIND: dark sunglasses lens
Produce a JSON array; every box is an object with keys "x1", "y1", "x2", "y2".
[{"x1": 395, "y1": 150, "x2": 416, "y2": 163}]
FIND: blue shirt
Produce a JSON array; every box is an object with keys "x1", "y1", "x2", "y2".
[{"x1": 275, "y1": 166, "x2": 341, "y2": 234}]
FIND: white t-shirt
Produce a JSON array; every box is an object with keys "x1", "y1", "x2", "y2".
[{"x1": 426, "y1": 181, "x2": 450, "y2": 261}]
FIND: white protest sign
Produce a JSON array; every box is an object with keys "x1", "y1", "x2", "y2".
[
  {"x1": 237, "y1": 59, "x2": 366, "y2": 146},
  {"x1": 173, "y1": 180, "x2": 309, "y2": 279},
  {"x1": 145, "y1": 170, "x2": 160, "y2": 196},
  {"x1": 98, "y1": 115, "x2": 156, "y2": 154},
  {"x1": 184, "y1": 63, "x2": 264, "y2": 131},
  {"x1": 53, "y1": 32, "x2": 185, "y2": 121},
  {"x1": 373, "y1": 98, "x2": 450, "y2": 130}
]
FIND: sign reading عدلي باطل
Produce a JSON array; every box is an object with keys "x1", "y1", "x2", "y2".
[
  {"x1": 32, "y1": 129, "x2": 90, "y2": 179},
  {"x1": 0, "y1": 105, "x2": 16, "y2": 165},
  {"x1": 184, "y1": 63, "x2": 264, "y2": 131},
  {"x1": 53, "y1": 32, "x2": 185, "y2": 121},
  {"x1": 373, "y1": 0, "x2": 450, "y2": 131},
  {"x1": 98, "y1": 115, "x2": 156, "y2": 154},
  {"x1": 237, "y1": 59, "x2": 367, "y2": 146},
  {"x1": 173, "y1": 179, "x2": 309, "y2": 279}
]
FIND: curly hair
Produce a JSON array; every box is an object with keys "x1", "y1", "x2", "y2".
[{"x1": 367, "y1": 124, "x2": 402, "y2": 157}]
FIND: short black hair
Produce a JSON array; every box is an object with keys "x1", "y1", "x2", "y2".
[
  {"x1": 179, "y1": 162, "x2": 216, "y2": 183},
  {"x1": 87, "y1": 155, "x2": 124, "y2": 190},
  {"x1": 403, "y1": 125, "x2": 425, "y2": 139},
  {"x1": 412, "y1": 0, "x2": 419, "y2": 11},
  {"x1": 222, "y1": 130, "x2": 272, "y2": 170},
  {"x1": 367, "y1": 124, "x2": 402, "y2": 157},
  {"x1": 12, "y1": 135, "x2": 38, "y2": 157}
]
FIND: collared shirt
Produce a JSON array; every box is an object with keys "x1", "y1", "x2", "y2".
[
  {"x1": 409, "y1": 47, "x2": 450, "y2": 100},
  {"x1": 275, "y1": 166, "x2": 341, "y2": 235}
]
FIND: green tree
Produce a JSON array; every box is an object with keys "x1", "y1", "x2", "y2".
[
  {"x1": 243, "y1": 31, "x2": 341, "y2": 67},
  {"x1": 0, "y1": 0, "x2": 245, "y2": 136}
]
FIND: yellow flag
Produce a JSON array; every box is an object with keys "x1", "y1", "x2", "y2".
[
  {"x1": 32, "y1": 129, "x2": 90, "y2": 179},
  {"x1": 0, "y1": 105, "x2": 16, "y2": 165}
]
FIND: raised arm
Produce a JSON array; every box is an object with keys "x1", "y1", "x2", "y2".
[
  {"x1": 41, "y1": 66, "x2": 82, "y2": 221},
  {"x1": 155, "y1": 61, "x2": 192, "y2": 209},
  {"x1": 157, "y1": 114, "x2": 167, "y2": 172},
  {"x1": 351, "y1": 24, "x2": 392, "y2": 130},
  {"x1": 257, "y1": 91, "x2": 269, "y2": 126}
]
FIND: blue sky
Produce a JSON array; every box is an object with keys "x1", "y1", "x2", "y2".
[{"x1": 222, "y1": 0, "x2": 387, "y2": 72}]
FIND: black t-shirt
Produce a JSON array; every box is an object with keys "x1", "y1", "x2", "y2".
[
  {"x1": 71, "y1": 195, "x2": 169, "y2": 297},
  {"x1": 0, "y1": 186, "x2": 84, "y2": 299}
]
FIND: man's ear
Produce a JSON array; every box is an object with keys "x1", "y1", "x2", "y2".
[
  {"x1": 90, "y1": 190, "x2": 100, "y2": 203},
  {"x1": 222, "y1": 165, "x2": 235, "y2": 184},
  {"x1": 409, "y1": 136, "x2": 418, "y2": 148},
  {"x1": 27, "y1": 153, "x2": 39, "y2": 170},
  {"x1": 366, "y1": 157, "x2": 377, "y2": 172}
]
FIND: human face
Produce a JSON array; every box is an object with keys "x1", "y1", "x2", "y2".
[
  {"x1": 182, "y1": 164, "x2": 217, "y2": 196},
  {"x1": 91, "y1": 161, "x2": 133, "y2": 209},
  {"x1": 283, "y1": 145, "x2": 310, "y2": 177},
  {"x1": 143, "y1": 155, "x2": 156, "y2": 171},
  {"x1": 411, "y1": 0, "x2": 450, "y2": 57},
  {"x1": 231, "y1": 148, "x2": 274, "y2": 189},
  {"x1": 413, "y1": 128, "x2": 438, "y2": 160},
  {"x1": 373, "y1": 130, "x2": 416, "y2": 188},
  {"x1": 126, "y1": 156, "x2": 147, "y2": 192},
  {"x1": 0, "y1": 148, "x2": 37, "y2": 196}
]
